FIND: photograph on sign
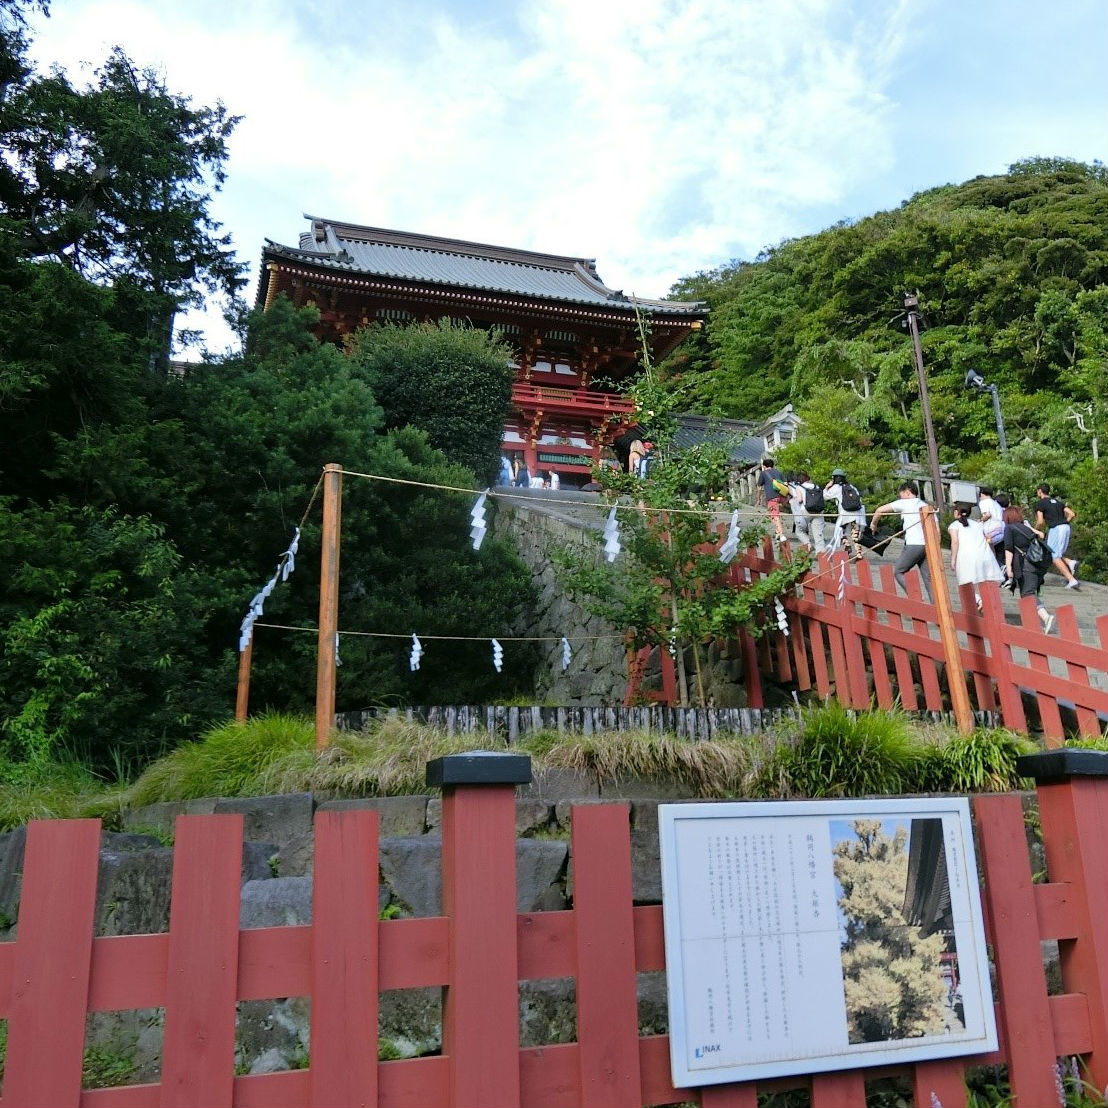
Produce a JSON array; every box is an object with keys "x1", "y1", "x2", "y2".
[{"x1": 658, "y1": 798, "x2": 997, "y2": 1087}]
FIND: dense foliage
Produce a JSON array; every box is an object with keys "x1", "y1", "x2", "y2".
[
  {"x1": 0, "y1": 6, "x2": 536, "y2": 775},
  {"x1": 348, "y1": 319, "x2": 515, "y2": 484},
  {"x1": 666, "y1": 158, "x2": 1108, "y2": 572},
  {"x1": 834, "y1": 820, "x2": 950, "y2": 1043}
]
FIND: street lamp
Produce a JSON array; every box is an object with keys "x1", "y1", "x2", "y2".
[
  {"x1": 964, "y1": 370, "x2": 1009, "y2": 455},
  {"x1": 904, "y1": 292, "x2": 946, "y2": 511}
]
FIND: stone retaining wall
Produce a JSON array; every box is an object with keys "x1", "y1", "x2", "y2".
[{"x1": 495, "y1": 499, "x2": 753, "y2": 706}]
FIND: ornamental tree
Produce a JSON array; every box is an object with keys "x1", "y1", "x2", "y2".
[
  {"x1": 347, "y1": 318, "x2": 515, "y2": 484},
  {"x1": 555, "y1": 315, "x2": 810, "y2": 707},
  {"x1": 833, "y1": 819, "x2": 949, "y2": 1044}
]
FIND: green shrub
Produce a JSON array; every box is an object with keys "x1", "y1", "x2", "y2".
[
  {"x1": 1064, "y1": 736, "x2": 1108, "y2": 752},
  {"x1": 759, "y1": 702, "x2": 925, "y2": 798},
  {"x1": 921, "y1": 729, "x2": 1033, "y2": 792},
  {"x1": 125, "y1": 713, "x2": 314, "y2": 806}
]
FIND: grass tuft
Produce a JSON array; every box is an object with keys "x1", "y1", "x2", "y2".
[{"x1": 758, "y1": 702, "x2": 925, "y2": 798}]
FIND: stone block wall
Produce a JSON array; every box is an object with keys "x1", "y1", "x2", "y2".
[
  {"x1": 497, "y1": 499, "x2": 753, "y2": 707},
  {"x1": 497, "y1": 501, "x2": 628, "y2": 704}
]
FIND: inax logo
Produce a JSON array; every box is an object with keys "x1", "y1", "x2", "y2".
[{"x1": 694, "y1": 1044, "x2": 722, "y2": 1058}]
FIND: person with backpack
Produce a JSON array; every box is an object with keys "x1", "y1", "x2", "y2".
[
  {"x1": 1003, "y1": 505, "x2": 1055, "y2": 633},
  {"x1": 756, "y1": 457, "x2": 790, "y2": 543},
  {"x1": 869, "y1": 482, "x2": 934, "y2": 603},
  {"x1": 824, "y1": 468, "x2": 865, "y2": 558},
  {"x1": 791, "y1": 471, "x2": 826, "y2": 553}
]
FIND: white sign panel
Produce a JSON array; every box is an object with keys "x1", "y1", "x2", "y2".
[{"x1": 659, "y1": 798, "x2": 997, "y2": 1087}]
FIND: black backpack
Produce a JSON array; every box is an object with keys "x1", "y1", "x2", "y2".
[
  {"x1": 1024, "y1": 534, "x2": 1053, "y2": 570},
  {"x1": 840, "y1": 483, "x2": 862, "y2": 512},
  {"x1": 803, "y1": 484, "x2": 825, "y2": 513}
]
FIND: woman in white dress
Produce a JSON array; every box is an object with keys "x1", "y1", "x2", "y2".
[{"x1": 949, "y1": 502, "x2": 1004, "y2": 609}]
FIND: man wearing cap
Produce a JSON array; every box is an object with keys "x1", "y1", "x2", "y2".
[{"x1": 824, "y1": 469, "x2": 865, "y2": 558}]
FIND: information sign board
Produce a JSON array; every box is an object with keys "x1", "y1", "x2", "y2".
[{"x1": 659, "y1": 798, "x2": 997, "y2": 1087}]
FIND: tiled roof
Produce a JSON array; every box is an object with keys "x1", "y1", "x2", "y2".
[
  {"x1": 262, "y1": 218, "x2": 706, "y2": 317},
  {"x1": 673, "y1": 414, "x2": 764, "y2": 464}
]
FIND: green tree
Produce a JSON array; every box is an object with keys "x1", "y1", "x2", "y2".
[
  {"x1": 1, "y1": 29, "x2": 244, "y2": 370},
  {"x1": 834, "y1": 819, "x2": 949, "y2": 1043},
  {"x1": 776, "y1": 384, "x2": 897, "y2": 494},
  {"x1": 347, "y1": 319, "x2": 514, "y2": 483},
  {"x1": 555, "y1": 345, "x2": 809, "y2": 707},
  {"x1": 0, "y1": 502, "x2": 218, "y2": 771}
]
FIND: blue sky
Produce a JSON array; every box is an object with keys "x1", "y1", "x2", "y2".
[{"x1": 27, "y1": 0, "x2": 1107, "y2": 356}]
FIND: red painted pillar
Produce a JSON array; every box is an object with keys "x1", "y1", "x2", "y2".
[
  {"x1": 1019, "y1": 749, "x2": 1108, "y2": 1094},
  {"x1": 428, "y1": 751, "x2": 532, "y2": 1108}
]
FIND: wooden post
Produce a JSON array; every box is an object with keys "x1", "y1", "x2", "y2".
[
  {"x1": 315, "y1": 463, "x2": 343, "y2": 751},
  {"x1": 921, "y1": 505, "x2": 974, "y2": 734},
  {"x1": 429, "y1": 751, "x2": 531, "y2": 1108},
  {"x1": 234, "y1": 636, "x2": 252, "y2": 722},
  {"x1": 1018, "y1": 749, "x2": 1108, "y2": 1094}
]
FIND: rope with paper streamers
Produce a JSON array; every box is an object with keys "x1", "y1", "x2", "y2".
[
  {"x1": 338, "y1": 466, "x2": 778, "y2": 521},
  {"x1": 250, "y1": 621, "x2": 636, "y2": 676},
  {"x1": 237, "y1": 474, "x2": 325, "y2": 653},
  {"x1": 238, "y1": 464, "x2": 908, "y2": 681}
]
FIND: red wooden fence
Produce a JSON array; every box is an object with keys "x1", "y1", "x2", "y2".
[
  {"x1": 728, "y1": 541, "x2": 1108, "y2": 745},
  {"x1": 3, "y1": 751, "x2": 1108, "y2": 1106}
]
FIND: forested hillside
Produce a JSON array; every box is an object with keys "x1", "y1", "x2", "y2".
[{"x1": 665, "y1": 159, "x2": 1108, "y2": 577}]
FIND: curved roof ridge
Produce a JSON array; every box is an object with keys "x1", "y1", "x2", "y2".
[
  {"x1": 302, "y1": 215, "x2": 600, "y2": 275},
  {"x1": 264, "y1": 218, "x2": 706, "y2": 315}
]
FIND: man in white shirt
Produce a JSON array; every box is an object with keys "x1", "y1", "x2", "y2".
[
  {"x1": 869, "y1": 482, "x2": 934, "y2": 603},
  {"x1": 977, "y1": 486, "x2": 1005, "y2": 568},
  {"x1": 791, "y1": 472, "x2": 826, "y2": 554}
]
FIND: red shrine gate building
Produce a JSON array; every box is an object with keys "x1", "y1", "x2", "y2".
[{"x1": 257, "y1": 218, "x2": 706, "y2": 485}]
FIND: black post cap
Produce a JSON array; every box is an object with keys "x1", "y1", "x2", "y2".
[
  {"x1": 426, "y1": 750, "x2": 533, "y2": 788},
  {"x1": 1016, "y1": 749, "x2": 1108, "y2": 783}
]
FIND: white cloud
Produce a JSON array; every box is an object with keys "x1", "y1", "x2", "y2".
[{"x1": 24, "y1": 0, "x2": 1105, "y2": 354}]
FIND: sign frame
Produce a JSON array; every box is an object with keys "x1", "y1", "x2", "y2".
[{"x1": 659, "y1": 797, "x2": 997, "y2": 1088}]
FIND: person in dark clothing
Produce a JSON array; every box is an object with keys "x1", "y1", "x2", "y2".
[
  {"x1": 1033, "y1": 483, "x2": 1080, "y2": 589},
  {"x1": 756, "y1": 457, "x2": 789, "y2": 543},
  {"x1": 1003, "y1": 506, "x2": 1054, "y2": 633}
]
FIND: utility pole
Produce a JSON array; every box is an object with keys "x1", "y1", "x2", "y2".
[
  {"x1": 315, "y1": 463, "x2": 343, "y2": 750},
  {"x1": 904, "y1": 292, "x2": 946, "y2": 513}
]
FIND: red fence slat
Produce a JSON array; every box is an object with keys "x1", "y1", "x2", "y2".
[
  {"x1": 309, "y1": 808, "x2": 379, "y2": 1108},
  {"x1": 1056, "y1": 606, "x2": 1102, "y2": 737},
  {"x1": 856, "y1": 562, "x2": 894, "y2": 709},
  {"x1": 913, "y1": 1059, "x2": 967, "y2": 1108},
  {"x1": 571, "y1": 803, "x2": 642, "y2": 1107},
  {"x1": 699, "y1": 1081, "x2": 758, "y2": 1106},
  {"x1": 441, "y1": 782, "x2": 521, "y2": 1108},
  {"x1": 974, "y1": 794, "x2": 1060, "y2": 1105},
  {"x1": 979, "y1": 585, "x2": 1027, "y2": 731},
  {"x1": 810, "y1": 1069, "x2": 865, "y2": 1106},
  {"x1": 1037, "y1": 776, "x2": 1108, "y2": 1092},
  {"x1": 159, "y1": 814, "x2": 243, "y2": 1108},
  {"x1": 1017, "y1": 596, "x2": 1065, "y2": 742},
  {"x1": 3, "y1": 819, "x2": 100, "y2": 1108}
]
